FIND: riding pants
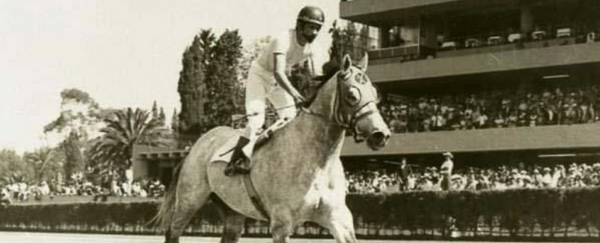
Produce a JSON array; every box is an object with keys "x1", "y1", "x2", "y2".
[{"x1": 241, "y1": 64, "x2": 297, "y2": 157}]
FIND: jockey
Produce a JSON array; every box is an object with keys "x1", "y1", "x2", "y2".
[{"x1": 225, "y1": 6, "x2": 326, "y2": 176}]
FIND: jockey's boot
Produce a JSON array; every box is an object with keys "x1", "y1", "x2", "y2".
[{"x1": 224, "y1": 136, "x2": 251, "y2": 176}]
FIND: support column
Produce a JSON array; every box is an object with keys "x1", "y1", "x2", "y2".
[
  {"x1": 380, "y1": 26, "x2": 391, "y2": 48},
  {"x1": 520, "y1": 3, "x2": 534, "y2": 36}
]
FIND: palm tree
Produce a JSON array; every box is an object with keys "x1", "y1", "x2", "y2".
[{"x1": 88, "y1": 108, "x2": 162, "y2": 189}]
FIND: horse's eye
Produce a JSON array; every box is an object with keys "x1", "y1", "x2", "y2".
[
  {"x1": 355, "y1": 73, "x2": 367, "y2": 84},
  {"x1": 346, "y1": 87, "x2": 361, "y2": 105}
]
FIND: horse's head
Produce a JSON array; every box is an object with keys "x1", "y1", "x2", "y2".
[{"x1": 332, "y1": 54, "x2": 391, "y2": 150}]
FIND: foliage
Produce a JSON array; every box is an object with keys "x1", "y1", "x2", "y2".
[
  {"x1": 0, "y1": 149, "x2": 34, "y2": 185},
  {"x1": 201, "y1": 29, "x2": 244, "y2": 131},
  {"x1": 347, "y1": 187, "x2": 600, "y2": 237},
  {"x1": 177, "y1": 29, "x2": 244, "y2": 143},
  {"x1": 60, "y1": 88, "x2": 97, "y2": 106},
  {"x1": 158, "y1": 107, "x2": 166, "y2": 127},
  {"x1": 177, "y1": 30, "x2": 213, "y2": 142},
  {"x1": 170, "y1": 109, "x2": 179, "y2": 134},
  {"x1": 151, "y1": 101, "x2": 159, "y2": 122},
  {"x1": 150, "y1": 101, "x2": 167, "y2": 127},
  {"x1": 1, "y1": 187, "x2": 600, "y2": 240},
  {"x1": 22, "y1": 147, "x2": 65, "y2": 183},
  {"x1": 328, "y1": 20, "x2": 367, "y2": 66},
  {"x1": 62, "y1": 130, "x2": 84, "y2": 180},
  {"x1": 44, "y1": 88, "x2": 111, "y2": 146},
  {"x1": 87, "y1": 108, "x2": 163, "y2": 180}
]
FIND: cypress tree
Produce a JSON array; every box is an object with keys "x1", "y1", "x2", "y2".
[
  {"x1": 63, "y1": 130, "x2": 84, "y2": 181},
  {"x1": 201, "y1": 29, "x2": 244, "y2": 131},
  {"x1": 177, "y1": 30, "x2": 215, "y2": 143}
]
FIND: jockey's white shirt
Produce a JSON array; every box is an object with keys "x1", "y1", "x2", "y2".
[{"x1": 254, "y1": 29, "x2": 322, "y2": 75}]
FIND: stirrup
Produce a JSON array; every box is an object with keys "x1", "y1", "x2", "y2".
[
  {"x1": 234, "y1": 159, "x2": 251, "y2": 174},
  {"x1": 224, "y1": 157, "x2": 250, "y2": 176}
]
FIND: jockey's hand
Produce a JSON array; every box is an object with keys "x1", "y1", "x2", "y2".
[{"x1": 291, "y1": 91, "x2": 306, "y2": 105}]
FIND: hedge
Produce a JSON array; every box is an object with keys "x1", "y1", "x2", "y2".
[
  {"x1": 347, "y1": 187, "x2": 600, "y2": 238},
  {"x1": 1, "y1": 187, "x2": 599, "y2": 239}
]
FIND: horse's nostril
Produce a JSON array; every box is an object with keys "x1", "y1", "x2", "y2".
[{"x1": 370, "y1": 131, "x2": 385, "y2": 141}]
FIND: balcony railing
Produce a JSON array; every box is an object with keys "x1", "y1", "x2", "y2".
[{"x1": 364, "y1": 25, "x2": 598, "y2": 62}]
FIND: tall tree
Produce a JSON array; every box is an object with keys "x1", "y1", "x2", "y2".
[
  {"x1": 151, "y1": 100, "x2": 159, "y2": 121},
  {"x1": 177, "y1": 30, "x2": 215, "y2": 143},
  {"x1": 158, "y1": 107, "x2": 166, "y2": 127},
  {"x1": 62, "y1": 130, "x2": 84, "y2": 181},
  {"x1": 171, "y1": 109, "x2": 179, "y2": 134},
  {"x1": 201, "y1": 29, "x2": 244, "y2": 131},
  {"x1": 87, "y1": 108, "x2": 162, "y2": 182}
]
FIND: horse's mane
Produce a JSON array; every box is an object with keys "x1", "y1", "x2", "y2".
[{"x1": 304, "y1": 60, "x2": 366, "y2": 107}]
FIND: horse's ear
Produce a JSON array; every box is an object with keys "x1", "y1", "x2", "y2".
[
  {"x1": 341, "y1": 54, "x2": 352, "y2": 73},
  {"x1": 358, "y1": 53, "x2": 368, "y2": 72}
]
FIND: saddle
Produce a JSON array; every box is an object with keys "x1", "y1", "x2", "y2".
[{"x1": 210, "y1": 119, "x2": 290, "y2": 164}]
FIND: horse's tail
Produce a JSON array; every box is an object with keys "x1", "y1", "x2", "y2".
[{"x1": 149, "y1": 162, "x2": 183, "y2": 231}]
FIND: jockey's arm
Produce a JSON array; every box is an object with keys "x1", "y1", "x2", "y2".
[{"x1": 273, "y1": 53, "x2": 305, "y2": 103}]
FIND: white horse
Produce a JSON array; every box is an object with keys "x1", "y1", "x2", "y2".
[{"x1": 154, "y1": 54, "x2": 391, "y2": 243}]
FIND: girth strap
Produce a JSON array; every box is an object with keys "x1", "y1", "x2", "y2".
[{"x1": 242, "y1": 174, "x2": 271, "y2": 221}]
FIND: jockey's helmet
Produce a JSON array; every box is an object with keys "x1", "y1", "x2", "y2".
[{"x1": 297, "y1": 6, "x2": 325, "y2": 26}]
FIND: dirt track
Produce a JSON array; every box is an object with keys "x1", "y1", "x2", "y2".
[{"x1": 0, "y1": 231, "x2": 561, "y2": 243}]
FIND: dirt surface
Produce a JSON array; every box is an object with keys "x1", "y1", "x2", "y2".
[{"x1": 0, "y1": 231, "x2": 561, "y2": 243}]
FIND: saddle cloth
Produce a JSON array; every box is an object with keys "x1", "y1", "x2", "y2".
[{"x1": 204, "y1": 120, "x2": 291, "y2": 221}]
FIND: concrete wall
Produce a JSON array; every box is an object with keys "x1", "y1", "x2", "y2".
[
  {"x1": 342, "y1": 123, "x2": 600, "y2": 156},
  {"x1": 367, "y1": 41, "x2": 600, "y2": 83}
]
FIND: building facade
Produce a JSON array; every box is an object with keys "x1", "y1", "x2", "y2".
[{"x1": 339, "y1": 0, "x2": 600, "y2": 168}]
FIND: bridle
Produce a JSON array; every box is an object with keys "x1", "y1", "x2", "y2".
[{"x1": 301, "y1": 67, "x2": 380, "y2": 143}]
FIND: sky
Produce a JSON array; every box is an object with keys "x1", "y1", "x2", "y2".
[{"x1": 0, "y1": 0, "x2": 340, "y2": 153}]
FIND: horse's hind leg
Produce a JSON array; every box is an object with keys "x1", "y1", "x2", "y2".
[
  {"x1": 165, "y1": 176, "x2": 211, "y2": 243},
  {"x1": 214, "y1": 198, "x2": 246, "y2": 243}
]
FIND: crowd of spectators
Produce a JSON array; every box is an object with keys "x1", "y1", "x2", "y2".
[
  {"x1": 0, "y1": 176, "x2": 166, "y2": 205},
  {"x1": 379, "y1": 84, "x2": 600, "y2": 133},
  {"x1": 346, "y1": 162, "x2": 600, "y2": 194}
]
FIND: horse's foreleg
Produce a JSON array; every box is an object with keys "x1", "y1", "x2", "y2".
[
  {"x1": 270, "y1": 208, "x2": 294, "y2": 243},
  {"x1": 316, "y1": 205, "x2": 358, "y2": 243}
]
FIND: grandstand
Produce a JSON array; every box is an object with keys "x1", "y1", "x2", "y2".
[{"x1": 339, "y1": 0, "x2": 600, "y2": 171}]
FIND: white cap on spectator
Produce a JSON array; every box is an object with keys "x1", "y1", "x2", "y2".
[{"x1": 443, "y1": 151, "x2": 453, "y2": 159}]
